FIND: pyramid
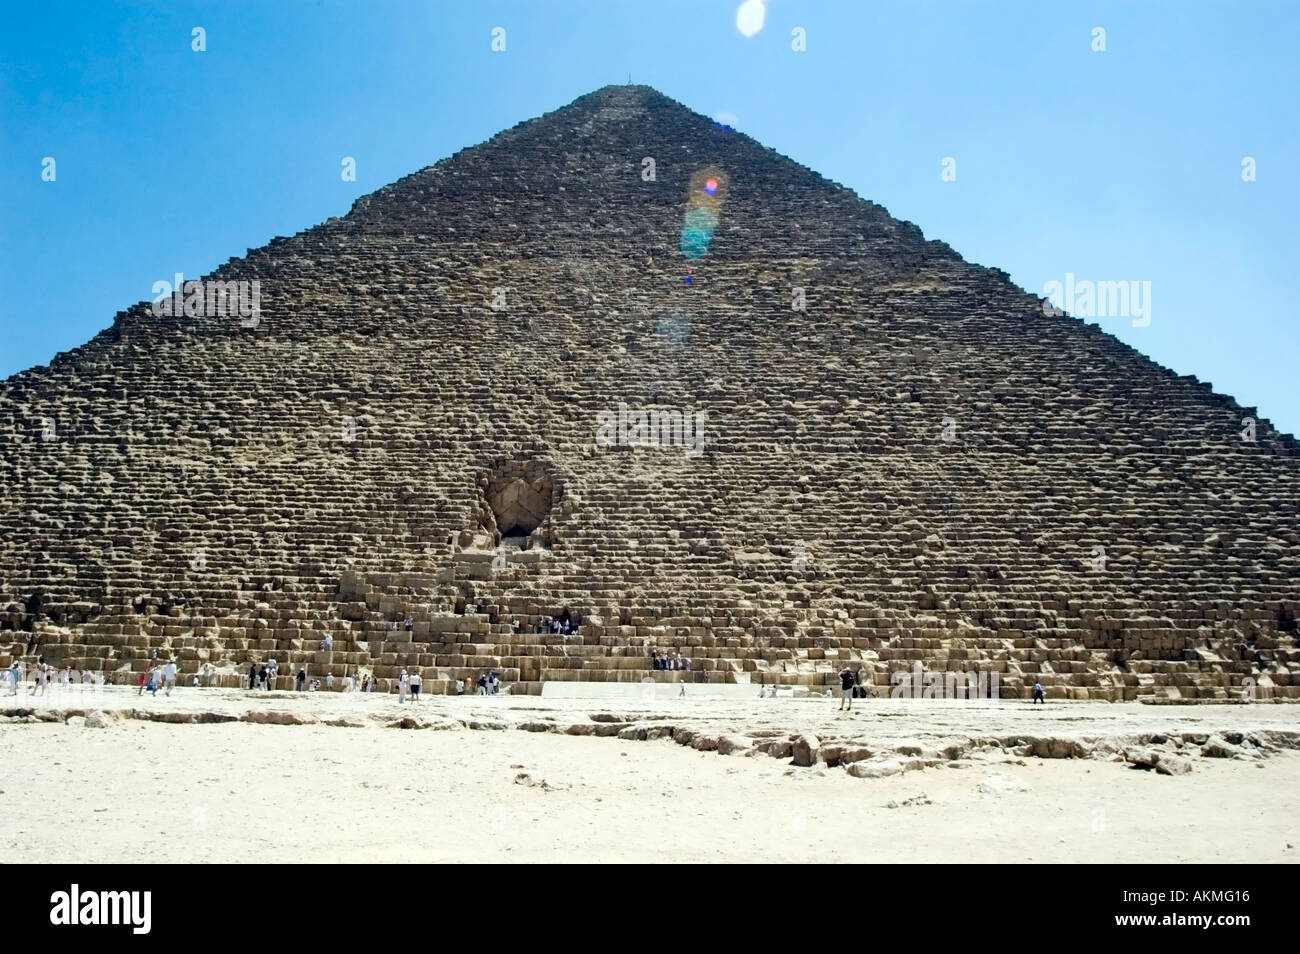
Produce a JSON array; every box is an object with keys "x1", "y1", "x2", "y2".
[{"x1": 2, "y1": 84, "x2": 1297, "y2": 701}]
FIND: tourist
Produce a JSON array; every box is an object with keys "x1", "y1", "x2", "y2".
[
  {"x1": 164, "y1": 659, "x2": 178, "y2": 696},
  {"x1": 361, "y1": 674, "x2": 369, "y2": 693},
  {"x1": 684, "y1": 656, "x2": 691, "y2": 672},
  {"x1": 1032, "y1": 681, "x2": 1045, "y2": 704},
  {"x1": 404, "y1": 617, "x2": 413, "y2": 632},
  {"x1": 838, "y1": 666, "x2": 854, "y2": 711},
  {"x1": 259, "y1": 665, "x2": 269, "y2": 691},
  {"x1": 477, "y1": 673, "x2": 487, "y2": 695},
  {"x1": 268, "y1": 657, "x2": 278, "y2": 684},
  {"x1": 146, "y1": 666, "x2": 160, "y2": 696},
  {"x1": 296, "y1": 669, "x2": 306, "y2": 692},
  {"x1": 248, "y1": 662, "x2": 257, "y2": 690},
  {"x1": 137, "y1": 667, "x2": 148, "y2": 696},
  {"x1": 191, "y1": 675, "x2": 199, "y2": 688},
  {"x1": 457, "y1": 676, "x2": 466, "y2": 695},
  {"x1": 7, "y1": 662, "x2": 18, "y2": 696},
  {"x1": 409, "y1": 669, "x2": 421, "y2": 702},
  {"x1": 326, "y1": 672, "x2": 335, "y2": 691},
  {"x1": 322, "y1": 632, "x2": 334, "y2": 651},
  {"x1": 398, "y1": 669, "x2": 409, "y2": 703}
]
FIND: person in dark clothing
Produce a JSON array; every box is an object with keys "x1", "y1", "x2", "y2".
[
  {"x1": 248, "y1": 663, "x2": 257, "y2": 690},
  {"x1": 1032, "y1": 681, "x2": 1045, "y2": 704},
  {"x1": 296, "y1": 669, "x2": 306, "y2": 691},
  {"x1": 838, "y1": 666, "x2": 855, "y2": 711}
]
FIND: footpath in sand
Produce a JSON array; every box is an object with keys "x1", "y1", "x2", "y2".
[{"x1": 2, "y1": 687, "x2": 1297, "y2": 863}]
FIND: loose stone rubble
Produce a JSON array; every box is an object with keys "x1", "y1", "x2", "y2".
[
  {"x1": 4, "y1": 691, "x2": 1296, "y2": 781},
  {"x1": 1, "y1": 85, "x2": 1297, "y2": 702}
]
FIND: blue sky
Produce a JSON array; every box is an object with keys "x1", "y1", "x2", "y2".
[{"x1": 2, "y1": 1, "x2": 1296, "y2": 435}]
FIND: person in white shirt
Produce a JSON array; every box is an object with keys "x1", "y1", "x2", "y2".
[
  {"x1": 398, "y1": 669, "x2": 409, "y2": 703},
  {"x1": 164, "y1": 660, "x2": 178, "y2": 696},
  {"x1": 326, "y1": 672, "x2": 335, "y2": 691},
  {"x1": 409, "y1": 670, "x2": 422, "y2": 703}
]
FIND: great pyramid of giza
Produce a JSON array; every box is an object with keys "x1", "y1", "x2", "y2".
[{"x1": 3, "y1": 84, "x2": 1297, "y2": 700}]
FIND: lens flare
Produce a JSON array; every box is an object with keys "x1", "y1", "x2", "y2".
[
  {"x1": 656, "y1": 308, "x2": 691, "y2": 348},
  {"x1": 679, "y1": 167, "x2": 728, "y2": 260},
  {"x1": 680, "y1": 208, "x2": 717, "y2": 259},
  {"x1": 736, "y1": 0, "x2": 766, "y2": 38}
]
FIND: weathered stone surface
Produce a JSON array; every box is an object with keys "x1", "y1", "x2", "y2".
[
  {"x1": 979, "y1": 774, "x2": 1032, "y2": 794},
  {"x1": 1125, "y1": 747, "x2": 1160, "y2": 767},
  {"x1": 848, "y1": 759, "x2": 904, "y2": 779},
  {"x1": 715, "y1": 734, "x2": 753, "y2": 756},
  {"x1": 756, "y1": 738, "x2": 793, "y2": 759},
  {"x1": 1154, "y1": 754, "x2": 1194, "y2": 776},
  {"x1": 792, "y1": 734, "x2": 820, "y2": 766},
  {"x1": 1201, "y1": 735, "x2": 1253, "y2": 759},
  {"x1": 244, "y1": 710, "x2": 316, "y2": 726}
]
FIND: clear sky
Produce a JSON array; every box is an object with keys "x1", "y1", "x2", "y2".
[{"x1": 2, "y1": 1, "x2": 1296, "y2": 435}]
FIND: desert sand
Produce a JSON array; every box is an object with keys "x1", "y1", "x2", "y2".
[{"x1": 1, "y1": 686, "x2": 1297, "y2": 863}]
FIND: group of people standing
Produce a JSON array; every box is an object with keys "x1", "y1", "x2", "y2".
[
  {"x1": 468, "y1": 670, "x2": 501, "y2": 695},
  {"x1": 137, "y1": 654, "x2": 179, "y2": 697},
  {"x1": 396, "y1": 668, "x2": 423, "y2": 702},
  {"x1": 650, "y1": 650, "x2": 690, "y2": 671},
  {"x1": 535, "y1": 608, "x2": 576, "y2": 635},
  {"x1": 247, "y1": 658, "x2": 279, "y2": 691},
  {"x1": 6, "y1": 658, "x2": 96, "y2": 695}
]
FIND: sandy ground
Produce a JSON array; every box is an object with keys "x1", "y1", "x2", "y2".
[{"x1": 1, "y1": 687, "x2": 1297, "y2": 863}]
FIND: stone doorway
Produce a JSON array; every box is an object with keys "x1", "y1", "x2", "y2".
[{"x1": 482, "y1": 459, "x2": 560, "y2": 548}]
